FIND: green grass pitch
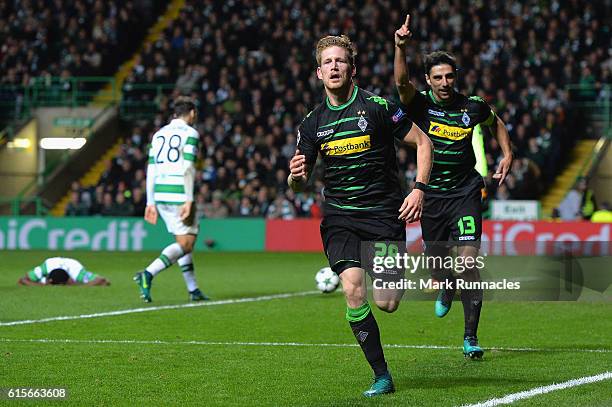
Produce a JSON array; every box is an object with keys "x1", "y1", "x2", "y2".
[{"x1": 0, "y1": 251, "x2": 610, "y2": 406}]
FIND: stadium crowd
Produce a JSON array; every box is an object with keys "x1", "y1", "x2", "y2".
[
  {"x1": 0, "y1": 0, "x2": 166, "y2": 121},
  {"x1": 10, "y1": 0, "x2": 605, "y2": 218}
]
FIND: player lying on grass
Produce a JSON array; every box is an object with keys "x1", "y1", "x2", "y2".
[
  {"x1": 135, "y1": 97, "x2": 209, "y2": 303},
  {"x1": 289, "y1": 34, "x2": 432, "y2": 397},
  {"x1": 18, "y1": 257, "x2": 110, "y2": 286},
  {"x1": 394, "y1": 14, "x2": 513, "y2": 359}
]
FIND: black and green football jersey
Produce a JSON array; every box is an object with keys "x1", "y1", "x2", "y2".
[
  {"x1": 298, "y1": 86, "x2": 414, "y2": 217},
  {"x1": 404, "y1": 90, "x2": 495, "y2": 197}
]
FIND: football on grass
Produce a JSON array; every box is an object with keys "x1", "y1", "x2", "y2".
[{"x1": 315, "y1": 267, "x2": 340, "y2": 293}]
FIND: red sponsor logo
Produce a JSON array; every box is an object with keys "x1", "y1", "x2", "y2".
[
  {"x1": 406, "y1": 221, "x2": 611, "y2": 255},
  {"x1": 262, "y1": 220, "x2": 611, "y2": 255}
]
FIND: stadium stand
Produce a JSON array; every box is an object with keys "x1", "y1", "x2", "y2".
[
  {"x1": 3, "y1": 1, "x2": 611, "y2": 218},
  {"x1": 0, "y1": 0, "x2": 169, "y2": 134},
  {"x1": 0, "y1": 0, "x2": 167, "y2": 80}
]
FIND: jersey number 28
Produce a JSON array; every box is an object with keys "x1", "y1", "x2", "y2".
[{"x1": 154, "y1": 135, "x2": 181, "y2": 163}]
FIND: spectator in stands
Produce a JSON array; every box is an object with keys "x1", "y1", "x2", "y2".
[
  {"x1": 591, "y1": 202, "x2": 612, "y2": 223},
  {"x1": 254, "y1": 187, "x2": 271, "y2": 217},
  {"x1": 99, "y1": 192, "x2": 115, "y2": 216},
  {"x1": 525, "y1": 138, "x2": 545, "y2": 175},
  {"x1": 203, "y1": 191, "x2": 229, "y2": 219},
  {"x1": 98, "y1": 159, "x2": 117, "y2": 188},
  {"x1": 580, "y1": 180, "x2": 597, "y2": 220},
  {"x1": 195, "y1": 193, "x2": 207, "y2": 220},
  {"x1": 266, "y1": 195, "x2": 296, "y2": 220},
  {"x1": 237, "y1": 196, "x2": 254, "y2": 217},
  {"x1": 558, "y1": 178, "x2": 591, "y2": 221},
  {"x1": 87, "y1": 185, "x2": 104, "y2": 216},
  {"x1": 111, "y1": 192, "x2": 134, "y2": 217},
  {"x1": 131, "y1": 187, "x2": 146, "y2": 217},
  {"x1": 65, "y1": 191, "x2": 89, "y2": 216},
  {"x1": 131, "y1": 169, "x2": 146, "y2": 191}
]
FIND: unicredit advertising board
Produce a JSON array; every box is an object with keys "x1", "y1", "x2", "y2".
[
  {"x1": 266, "y1": 220, "x2": 612, "y2": 255},
  {"x1": 0, "y1": 217, "x2": 265, "y2": 251},
  {"x1": 405, "y1": 221, "x2": 611, "y2": 256},
  {"x1": 0, "y1": 217, "x2": 610, "y2": 254}
]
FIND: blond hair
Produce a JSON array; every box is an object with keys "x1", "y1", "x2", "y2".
[{"x1": 315, "y1": 35, "x2": 356, "y2": 66}]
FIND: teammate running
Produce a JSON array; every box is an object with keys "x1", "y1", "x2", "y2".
[
  {"x1": 289, "y1": 35, "x2": 432, "y2": 397},
  {"x1": 394, "y1": 15, "x2": 513, "y2": 358},
  {"x1": 19, "y1": 257, "x2": 110, "y2": 286},
  {"x1": 135, "y1": 97, "x2": 209, "y2": 303}
]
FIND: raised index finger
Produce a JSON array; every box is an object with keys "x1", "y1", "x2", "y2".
[{"x1": 404, "y1": 14, "x2": 410, "y2": 27}]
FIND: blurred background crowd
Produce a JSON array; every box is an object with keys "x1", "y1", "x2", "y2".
[
  {"x1": 1, "y1": 0, "x2": 166, "y2": 83},
  {"x1": 3, "y1": 0, "x2": 609, "y2": 219}
]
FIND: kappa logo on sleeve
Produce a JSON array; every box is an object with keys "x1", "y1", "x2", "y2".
[
  {"x1": 316, "y1": 129, "x2": 334, "y2": 138},
  {"x1": 367, "y1": 96, "x2": 389, "y2": 110}
]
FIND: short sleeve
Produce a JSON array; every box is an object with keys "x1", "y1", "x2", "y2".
[
  {"x1": 27, "y1": 268, "x2": 42, "y2": 282},
  {"x1": 471, "y1": 96, "x2": 495, "y2": 126},
  {"x1": 384, "y1": 98, "x2": 414, "y2": 141},
  {"x1": 78, "y1": 270, "x2": 98, "y2": 284},
  {"x1": 147, "y1": 143, "x2": 155, "y2": 164},
  {"x1": 297, "y1": 117, "x2": 318, "y2": 167},
  {"x1": 183, "y1": 128, "x2": 199, "y2": 163}
]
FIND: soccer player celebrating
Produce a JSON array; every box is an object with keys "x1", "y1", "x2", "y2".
[
  {"x1": 19, "y1": 257, "x2": 110, "y2": 286},
  {"x1": 135, "y1": 97, "x2": 209, "y2": 303},
  {"x1": 289, "y1": 35, "x2": 432, "y2": 397},
  {"x1": 394, "y1": 15, "x2": 513, "y2": 358}
]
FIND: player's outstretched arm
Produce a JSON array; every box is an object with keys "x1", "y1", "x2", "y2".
[
  {"x1": 394, "y1": 14, "x2": 417, "y2": 105},
  {"x1": 399, "y1": 124, "x2": 433, "y2": 222},
  {"x1": 18, "y1": 276, "x2": 44, "y2": 286},
  {"x1": 488, "y1": 114, "x2": 513, "y2": 186},
  {"x1": 87, "y1": 277, "x2": 111, "y2": 286},
  {"x1": 288, "y1": 149, "x2": 311, "y2": 193}
]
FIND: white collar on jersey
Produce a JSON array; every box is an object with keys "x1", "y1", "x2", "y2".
[{"x1": 170, "y1": 118, "x2": 188, "y2": 126}]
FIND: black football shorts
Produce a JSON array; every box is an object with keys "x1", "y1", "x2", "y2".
[
  {"x1": 420, "y1": 186, "x2": 482, "y2": 253},
  {"x1": 320, "y1": 215, "x2": 406, "y2": 275}
]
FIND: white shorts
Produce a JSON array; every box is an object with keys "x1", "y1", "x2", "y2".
[{"x1": 157, "y1": 203, "x2": 199, "y2": 236}]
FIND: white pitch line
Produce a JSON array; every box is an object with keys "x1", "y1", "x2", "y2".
[
  {"x1": 0, "y1": 291, "x2": 319, "y2": 327},
  {"x1": 480, "y1": 345, "x2": 610, "y2": 354},
  {"x1": 0, "y1": 338, "x2": 609, "y2": 354},
  {"x1": 459, "y1": 371, "x2": 612, "y2": 407}
]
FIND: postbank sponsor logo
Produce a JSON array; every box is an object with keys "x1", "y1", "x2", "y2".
[
  {"x1": 321, "y1": 135, "x2": 371, "y2": 156},
  {"x1": 428, "y1": 121, "x2": 472, "y2": 140}
]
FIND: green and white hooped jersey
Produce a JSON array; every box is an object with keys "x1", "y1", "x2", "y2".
[
  {"x1": 27, "y1": 257, "x2": 97, "y2": 284},
  {"x1": 148, "y1": 119, "x2": 199, "y2": 205}
]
